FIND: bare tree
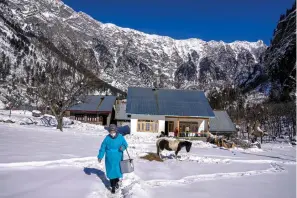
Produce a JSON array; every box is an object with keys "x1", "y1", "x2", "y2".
[
  {"x1": 0, "y1": 84, "x2": 25, "y2": 117},
  {"x1": 27, "y1": 59, "x2": 94, "y2": 131}
]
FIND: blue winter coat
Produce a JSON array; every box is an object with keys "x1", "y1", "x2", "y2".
[{"x1": 97, "y1": 133, "x2": 128, "y2": 179}]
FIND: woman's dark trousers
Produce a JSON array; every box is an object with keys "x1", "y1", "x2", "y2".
[{"x1": 110, "y1": 178, "x2": 119, "y2": 193}]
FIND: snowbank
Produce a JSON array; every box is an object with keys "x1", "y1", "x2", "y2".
[
  {"x1": 126, "y1": 132, "x2": 158, "y2": 144},
  {"x1": 0, "y1": 110, "x2": 107, "y2": 135},
  {"x1": 191, "y1": 140, "x2": 213, "y2": 148},
  {"x1": 232, "y1": 147, "x2": 264, "y2": 153}
]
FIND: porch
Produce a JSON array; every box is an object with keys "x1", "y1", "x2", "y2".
[{"x1": 165, "y1": 116, "x2": 210, "y2": 137}]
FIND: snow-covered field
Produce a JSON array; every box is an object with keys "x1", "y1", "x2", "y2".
[{"x1": 0, "y1": 111, "x2": 296, "y2": 198}]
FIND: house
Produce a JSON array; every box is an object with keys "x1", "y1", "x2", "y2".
[
  {"x1": 126, "y1": 87, "x2": 215, "y2": 136},
  {"x1": 66, "y1": 95, "x2": 116, "y2": 126},
  {"x1": 209, "y1": 111, "x2": 237, "y2": 137},
  {"x1": 114, "y1": 99, "x2": 131, "y2": 127}
]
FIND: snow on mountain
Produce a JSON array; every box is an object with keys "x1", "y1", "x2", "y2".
[
  {"x1": 0, "y1": 0, "x2": 267, "y2": 96},
  {"x1": 238, "y1": 3, "x2": 296, "y2": 101},
  {"x1": 262, "y1": 4, "x2": 296, "y2": 101}
]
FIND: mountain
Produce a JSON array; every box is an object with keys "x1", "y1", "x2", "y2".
[
  {"x1": 0, "y1": 0, "x2": 268, "y2": 98},
  {"x1": 264, "y1": 2, "x2": 296, "y2": 102},
  {"x1": 0, "y1": 0, "x2": 267, "y2": 90},
  {"x1": 240, "y1": 2, "x2": 296, "y2": 103}
]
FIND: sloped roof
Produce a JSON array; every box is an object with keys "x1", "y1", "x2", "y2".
[
  {"x1": 210, "y1": 111, "x2": 236, "y2": 132},
  {"x1": 68, "y1": 95, "x2": 116, "y2": 112},
  {"x1": 126, "y1": 87, "x2": 215, "y2": 117}
]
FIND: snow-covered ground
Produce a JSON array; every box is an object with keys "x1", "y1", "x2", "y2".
[
  {"x1": 0, "y1": 111, "x2": 296, "y2": 198},
  {"x1": 0, "y1": 110, "x2": 106, "y2": 135}
]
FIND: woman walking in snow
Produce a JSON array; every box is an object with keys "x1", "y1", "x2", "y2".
[{"x1": 98, "y1": 124, "x2": 128, "y2": 194}]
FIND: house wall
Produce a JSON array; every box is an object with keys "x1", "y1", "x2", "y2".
[
  {"x1": 130, "y1": 114, "x2": 165, "y2": 133},
  {"x1": 131, "y1": 119, "x2": 138, "y2": 133},
  {"x1": 199, "y1": 120, "x2": 205, "y2": 132},
  {"x1": 158, "y1": 120, "x2": 165, "y2": 132},
  {"x1": 65, "y1": 111, "x2": 70, "y2": 117},
  {"x1": 115, "y1": 100, "x2": 130, "y2": 121},
  {"x1": 131, "y1": 114, "x2": 165, "y2": 120},
  {"x1": 204, "y1": 120, "x2": 210, "y2": 131},
  {"x1": 129, "y1": 114, "x2": 210, "y2": 134},
  {"x1": 68, "y1": 112, "x2": 109, "y2": 125},
  {"x1": 114, "y1": 100, "x2": 130, "y2": 127},
  {"x1": 107, "y1": 113, "x2": 111, "y2": 126}
]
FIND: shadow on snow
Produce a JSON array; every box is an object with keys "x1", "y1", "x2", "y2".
[{"x1": 83, "y1": 167, "x2": 110, "y2": 190}]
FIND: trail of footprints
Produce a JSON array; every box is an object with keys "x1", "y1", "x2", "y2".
[{"x1": 0, "y1": 152, "x2": 291, "y2": 198}]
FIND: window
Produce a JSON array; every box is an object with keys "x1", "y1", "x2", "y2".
[
  {"x1": 137, "y1": 120, "x2": 158, "y2": 132},
  {"x1": 145, "y1": 123, "x2": 150, "y2": 131}
]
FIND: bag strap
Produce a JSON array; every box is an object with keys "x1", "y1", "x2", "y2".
[
  {"x1": 125, "y1": 149, "x2": 131, "y2": 159},
  {"x1": 123, "y1": 145, "x2": 131, "y2": 159}
]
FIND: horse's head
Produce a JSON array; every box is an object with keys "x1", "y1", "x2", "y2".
[{"x1": 185, "y1": 141, "x2": 192, "y2": 152}]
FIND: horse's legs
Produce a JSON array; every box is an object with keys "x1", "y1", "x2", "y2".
[
  {"x1": 175, "y1": 143, "x2": 182, "y2": 158},
  {"x1": 159, "y1": 149, "x2": 163, "y2": 159},
  {"x1": 175, "y1": 150, "x2": 178, "y2": 156},
  {"x1": 157, "y1": 145, "x2": 163, "y2": 159},
  {"x1": 175, "y1": 150, "x2": 179, "y2": 159}
]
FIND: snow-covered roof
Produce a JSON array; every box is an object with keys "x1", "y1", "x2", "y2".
[{"x1": 68, "y1": 95, "x2": 116, "y2": 113}]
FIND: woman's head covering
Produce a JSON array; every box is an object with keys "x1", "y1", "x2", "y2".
[{"x1": 108, "y1": 124, "x2": 117, "y2": 133}]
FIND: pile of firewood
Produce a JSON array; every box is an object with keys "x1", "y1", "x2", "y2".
[
  {"x1": 206, "y1": 132, "x2": 261, "y2": 149},
  {"x1": 206, "y1": 134, "x2": 236, "y2": 149}
]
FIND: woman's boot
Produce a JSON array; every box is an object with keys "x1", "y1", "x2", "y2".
[
  {"x1": 111, "y1": 187, "x2": 115, "y2": 194},
  {"x1": 115, "y1": 178, "x2": 120, "y2": 190},
  {"x1": 110, "y1": 179, "x2": 116, "y2": 194}
]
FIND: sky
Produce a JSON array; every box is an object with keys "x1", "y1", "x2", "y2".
[{"x1": 62, "y1": 0, "x2": 294, "y2": 45}]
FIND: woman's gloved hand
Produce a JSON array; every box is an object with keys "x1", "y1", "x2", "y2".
[
  {"x1": 98, "y1": 158, "x2": 102, "y2": 163},
  {"x1": 119, "y1": 146, "x2": 124, "y2": 151}
]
